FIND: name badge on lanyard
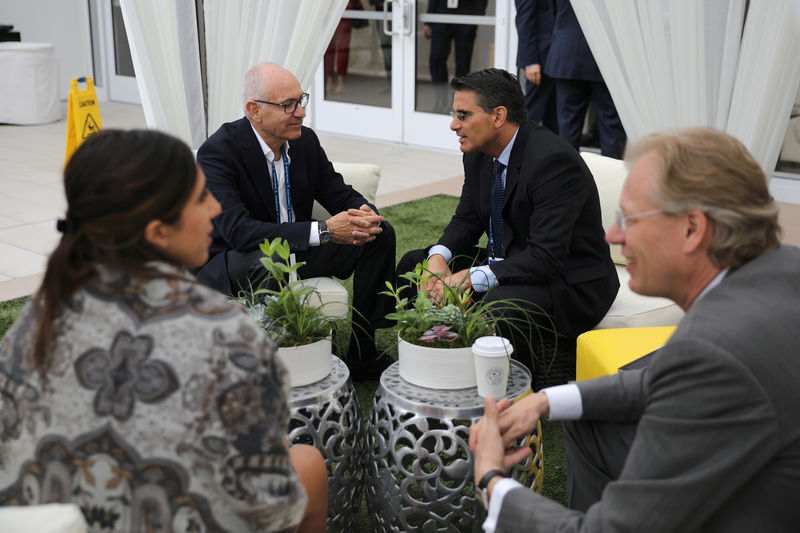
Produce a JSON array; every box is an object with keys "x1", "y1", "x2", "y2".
[{"x1": 447, "y1": 0, "x2": 459, "y2": 8}]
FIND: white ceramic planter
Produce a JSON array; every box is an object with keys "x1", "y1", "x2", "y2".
[
  {"x1": 277, "y1": 337, "x2": 332, "y2": 387},
  {"x1": 398, "y1": 338, "x2": 476, "y2": 389}
]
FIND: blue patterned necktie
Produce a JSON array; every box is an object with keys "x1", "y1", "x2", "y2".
[{"x1": 490, "y1": 159, "x2": 506, "y2": 259}]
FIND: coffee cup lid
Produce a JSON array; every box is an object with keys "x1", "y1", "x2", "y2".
[{"x1": 472, "y1": 336, "x2": 513, "y2": 356}]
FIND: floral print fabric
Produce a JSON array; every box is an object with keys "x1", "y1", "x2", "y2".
[{"x1": 0, "y1": 263, "x2": 306, "y2": 532}]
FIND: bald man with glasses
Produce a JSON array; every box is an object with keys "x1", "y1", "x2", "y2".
[{"x1": 198, "y1": 62, "x2": 396, "y2": 380}]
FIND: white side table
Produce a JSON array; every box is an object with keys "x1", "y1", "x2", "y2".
[{"x1": 0, "y1": 42, "x2": 60, "y2": 125}]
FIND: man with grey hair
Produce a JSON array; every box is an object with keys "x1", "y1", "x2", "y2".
[
  {"x1": 197, "y1": 62, "x2": 396, "y2": 380},
  {"x1": 469, "y1": 127, "x2": 800, "y2": 531}
]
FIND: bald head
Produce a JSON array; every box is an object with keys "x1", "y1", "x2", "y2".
[{"x1": 242, "y1": 62, "x2": 299, "y2": 117}]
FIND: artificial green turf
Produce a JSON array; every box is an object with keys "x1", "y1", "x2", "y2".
[{"x1": 0, "y1": 297, "x2": 28, "y2": 337}]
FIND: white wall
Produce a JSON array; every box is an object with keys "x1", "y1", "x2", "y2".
[{"x1": 0, "y1": 0, "x2": 93, "y2": 99}]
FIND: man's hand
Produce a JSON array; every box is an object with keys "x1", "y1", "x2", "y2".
[
  {"x1": 496, "y1": 392, "x2": 550, "y2": 448},
  {"x1": 424, "y1": 254, "x2": 451, "y2": 299},
  {"x1": 525, "y1": 63, "x2": 542, "y2": 85},
  {"x1": 326, "y1": 205, "x2": 384, "y2": 245},
  {"x1": 470, "y1": 397, "x2": 532, "y2": 498},
  {"x1": 349, "y1": 205, "x2": 384, "y2": 244},
  {"x1": 423, "y1": 24, "x2": 432, "y2": 39},
  {"x1": 444, "y1": 269, "x2": 472, "y2": 291}
]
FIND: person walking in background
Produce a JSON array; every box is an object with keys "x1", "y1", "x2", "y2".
[
  {"x1": 545, "y1": 0, "x2": 626, "y2": 158},
  {"x1": 424, "y1": 0, "x2": 488, "y2": 114},
  {"x1": 515, "y1": 0, "x2": 558, "y2": 132},
  {"x1": 325, "y1": 0, "x2": 358, "y2": 94}
]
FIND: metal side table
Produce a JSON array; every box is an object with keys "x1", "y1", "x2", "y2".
[
  {"x1": 364, "y1": 360, "x2": 543, "y2": 532},
  {"x1": 288, "y1": 355, "x2": 364, "y2": 533}
]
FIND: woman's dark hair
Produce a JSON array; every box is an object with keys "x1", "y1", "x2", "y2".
[
  {"x1": 450, "y1": 68, "x2": 527, "y2": 125},
  {"x1": 32, "y1": 129, "x2": 197, "y2": 378}
]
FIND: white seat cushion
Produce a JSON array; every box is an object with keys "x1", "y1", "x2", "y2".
[
  {"x1": 594, "y1": 267, "x2": 684, "y2": 329},
  {"x1": 299, "y1": 276, "x2": 349, "y2": 319},
  {"x1": 312, "y1": 162, "x2": 380, "y2": 220},
  {"x1": 580, "y1": 152, "x2": 685, "y2": 329},
  {"x1": 0, "y1": 504, "x2": 88, "y2": 533}
]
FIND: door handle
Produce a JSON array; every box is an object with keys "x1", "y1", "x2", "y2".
[
  {"x1": 384, "y1": 0, "x2": 413, "y2": 36},
  {"x1": 382, "y1": 0, "x2": 393, "y2": 36}
]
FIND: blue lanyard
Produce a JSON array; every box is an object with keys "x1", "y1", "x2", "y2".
[
  {"x1": 270, "y1": 146, "x2": 292, "y2": 223},
  {"x1": 488, "y1": 190, "x2": 496, "y2": 257}
]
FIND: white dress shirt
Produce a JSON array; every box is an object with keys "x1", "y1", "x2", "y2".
[{"x1": 250, "y1": 124, "x2": 320, "y2": 245}]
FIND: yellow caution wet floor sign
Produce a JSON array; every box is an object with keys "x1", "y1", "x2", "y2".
[{"x1": 64, "y1": 77, "x2": 103, "y2": 166}]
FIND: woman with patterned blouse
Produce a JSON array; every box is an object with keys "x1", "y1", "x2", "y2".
[{"x1": 0, "y1": 130, "x2": 327, "y2": 532}]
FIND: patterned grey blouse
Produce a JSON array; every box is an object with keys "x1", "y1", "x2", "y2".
[{"x1": 0, "y1": 263, "x2": 306, "y2": 532}]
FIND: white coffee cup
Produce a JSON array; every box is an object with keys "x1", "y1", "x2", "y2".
[{"x1": 472, "y1": 336, "x2": 513, "y2": 398}]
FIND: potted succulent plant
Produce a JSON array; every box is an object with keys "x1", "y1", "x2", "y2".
[
  {"x1": 237, "y1": 237, "x2": 335, "y2": 386},
  {"x1": 382, "y1": 260, "x2": 556, "y2": 389}
]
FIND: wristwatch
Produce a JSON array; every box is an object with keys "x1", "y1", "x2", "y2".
[
  {"x1": 318, "y1": 220, "x2": 332, "y2": 245},
  {"x1": 476, "y1": 469, "x2": 506, "y2": 510}
]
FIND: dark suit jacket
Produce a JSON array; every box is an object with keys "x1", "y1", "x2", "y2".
[
  {"x1": 496, "y1": 245, "x2": 800, "y2": 532},
  {"x1": 438, "y1": 122, "x2": 618, "y2": 337},
  {"x1": 515, "y1": 0, "x2": 555, "y2": 69},
  {"x1": 544, "y1": 0, "x2": 602, "y2": 82},
  {"x1": 197, "y1": 117, "x2": 372, "y2": 291}
]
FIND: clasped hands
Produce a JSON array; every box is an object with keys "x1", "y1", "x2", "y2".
[
  {"x1": 468, "y1": 393, "x2": 550, "y2": 498},
  {"x1": 424, "y1": 254, "x2": 472, "y2": 302},
  {"x1": 326, "y1": 204, "x2": 384, "y2": 245}
]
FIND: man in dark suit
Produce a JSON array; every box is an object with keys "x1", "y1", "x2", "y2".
[
  {"x1": 470, "y1": 127, "x2": 800, "y2": 532},
  {"x1": 396, "y1": 68, "x2": 618, "y2": 374},
  {"x1": 197, "y1": 62, "x2": 395, "y2": 380},
  {"x1": 515, "y1": 0, "x2": 557, "y2": 131},
  {"x1": 545, "y1": 0, "x2": 625, "y2": 158}
]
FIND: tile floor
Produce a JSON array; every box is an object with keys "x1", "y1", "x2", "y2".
[{"x1": 2, "y1": 101, "x2": 799, "y2": 302}]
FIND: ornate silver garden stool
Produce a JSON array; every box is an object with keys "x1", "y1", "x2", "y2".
[
  {"x1": 364, "y1": 360, "x2": 543, "y2": 532},
  {"x1": 288, "y1": 355, "x2": 364, "y2": 533}
]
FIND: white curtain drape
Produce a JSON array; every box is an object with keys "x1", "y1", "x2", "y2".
[
  {"x1": 571, "y1": 0, "x2": 800, "y2": 176},
  {"x1": 120, "y1": 0, "x2": 348, "y2": 148},
  {"x1": 119, "y1": 0, "x2": 205, "y2": 148},
  {"x1": 204, "y1": 0, "x2": 348, "y2": 136}
]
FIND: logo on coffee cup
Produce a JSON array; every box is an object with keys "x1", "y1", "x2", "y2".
[{"x1": 486, "y1": 367, "x2": 504, "y2": 385}]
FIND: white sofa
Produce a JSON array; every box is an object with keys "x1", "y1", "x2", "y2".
[
  {"x1": 301, "y1": 162, "x2": 381, "y2": 319},
  {"x1": 0, "y1": 504, "x2": 87, "y2": 533},
  {"x1": 580, "y1": 152, "x2": 684, "y2": 329},
  {"x1": 780, "y1": 116, "x2": 800, "y2": 164}
]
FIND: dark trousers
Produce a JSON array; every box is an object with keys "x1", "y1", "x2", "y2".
[
  {"x1": 525, "y1": 73, "x2": 558, "y2": 134},
  {"x1": 563, "y1": 418, "x2": 638, "y2": 511},
  {"x1": 396, "y1": 246, "x2": 556, "y2": 374},
  {"x1": 429, "y1": 23, "x2": 478, "y2": 110},
  {"x1": 555, "y1": 78, "x2": 626, "y2": 159},
  {"x1": 228, "y1": 222, "x2": 396, "y2": 362}
]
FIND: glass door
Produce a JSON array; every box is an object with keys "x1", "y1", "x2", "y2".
[
  {"x1": 312, "y1": 1, "x2": 404, "y2": 143},
  {"x1": 90, "y1": 0, "x2": 141, "y2": 104},
  {"x1": 313, "y1": 0, "x2": 513, "y2": 150}
]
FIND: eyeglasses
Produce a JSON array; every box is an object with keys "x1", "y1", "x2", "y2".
[
  {"x1": 449, "y1": 110, "x2": 474, "y2": 121},
  {"x1": 615, "y1": 209, "x2": 662, "y2": 232},
  {"x1": 253, "y1": 93, "x2": 309, "y2": 114}
]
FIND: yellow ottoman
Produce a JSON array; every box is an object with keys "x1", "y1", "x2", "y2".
[{"x1": 576, "y1": 327, "x2": 676, "y2": 381}]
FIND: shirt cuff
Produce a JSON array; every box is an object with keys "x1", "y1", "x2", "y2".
[
  {"x1": 482, "y1": 477, "x2": 523, "y2": 533},
  {"x1": 470, "y1": 265, "x2": 498, "y2": 292},
  {"x1": 542, "y1": 383, "x2": 582, "y2": 420},
  {"x1": 427, "y1": 245, "x2": 452, "y2": 264},
  {"x1": 308, "y1": 221, "x2": 320, "y2": 246}
]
